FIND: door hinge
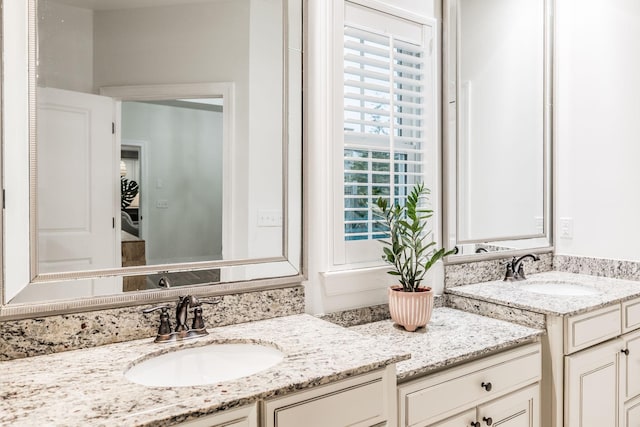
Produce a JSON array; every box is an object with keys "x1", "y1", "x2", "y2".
[
  {"x1": 112, "y1": 122, "x2": 115, "y2": 134},
  {"x1": 2, "y1": 189, "x2": 5, "y2": 209},
  {"x1": 112, "y1": 217, "x2": 115, "y2": 229}
]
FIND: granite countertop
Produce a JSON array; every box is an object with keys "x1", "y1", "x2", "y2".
[
  {"x1": 447, "y1": 271, "x2": 640, "y2": 317},
  {"x1": 350, "y1": 307, "x2": 544, "y2": 381},
  {"x1": 0, "y1": 314, "x2": 409, "y2": 427}
]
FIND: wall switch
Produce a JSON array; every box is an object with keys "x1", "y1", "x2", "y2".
[
  {"x1": 257, "y1": 210, "x2": 282, "y2": 227},
  {"x1": 559, "y1": 217, "x2": 573, "y2": 239},
  {"x1": 156, "y1": 200, "x2": 169, "y2": 209}
]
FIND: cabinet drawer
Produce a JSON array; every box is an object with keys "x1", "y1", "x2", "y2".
[
  {"x1": 400, "y1": 344, "x2": 541, "y2": 427},
  {"x1": 263, "y1": 367, "x2": 394, "y2": 427},
  {"x1": 565, "y1": 305, "x2": 622, "y2": 354},
  {"x1": 623, "y1": 298, "x2": 640, "y2": 333},
  {"x1": 177, "y1": 404, "x2": 257, "y2": 427}
]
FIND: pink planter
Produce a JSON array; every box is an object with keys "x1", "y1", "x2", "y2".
[{"x1": 388, "y1": 285, "x2": 434, "y2": 332}]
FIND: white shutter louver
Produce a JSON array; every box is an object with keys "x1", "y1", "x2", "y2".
[{"x1": 343, "y1": 24, "x2": 427, "y2": 242}]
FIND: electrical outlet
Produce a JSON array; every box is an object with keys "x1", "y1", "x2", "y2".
[
  {"x1": 257, "y1": 210, "x2": 282, "y2": 227},
  {"x1": 156, "y1": 200, "x2": 169, "y2": 209},
  {"x1": 559, "y1": 217, "x2": 573, "y2": 239}
]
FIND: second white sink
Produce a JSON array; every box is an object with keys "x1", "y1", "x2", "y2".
[
  {"x1": 125, "y1": 343, "x2": 285, "y2": 387},
  {"x1": 521, "y1": 282, "x2": 600, "y2": 297}
]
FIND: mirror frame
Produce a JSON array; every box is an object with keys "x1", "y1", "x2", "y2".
[
  {"x1": 0, "y1": 0, "x2": 303, "y2": 320},
  {"x1": 442, "y1": 0, "x2": 555, "y2": 263}
]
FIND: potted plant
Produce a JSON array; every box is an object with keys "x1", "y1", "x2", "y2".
[{"x1": 374, "y1": 182, "x2": 456, "y2": 331}]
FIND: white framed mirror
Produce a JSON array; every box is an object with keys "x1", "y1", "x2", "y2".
[
  {"x1": 443, "y1": 0, "x2": 553, "y2": 261},
  {"x1": 1, "y1": 0, "x2": 302, "y2": 317}
]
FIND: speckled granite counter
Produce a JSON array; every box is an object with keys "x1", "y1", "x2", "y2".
[
  {"x1": 447, "y1": 271, "x2": 640, "y2": 318},
  {"x1": 0, "y1": 314, "x2": 409, "y2": 427},
  {"x1": 350, "y1": 307, "x2": 543, "y2": 381}
]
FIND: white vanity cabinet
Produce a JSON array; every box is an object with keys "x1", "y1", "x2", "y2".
[
  {"x1": 397, "y1": 343, "x2": 542, "y2": 427},
  {"x1": 262, "y1": 365, "x2": 397, "y2": 427},
  {"x1": 560, "y1": 298, "x2": 640, "y2": 427}
]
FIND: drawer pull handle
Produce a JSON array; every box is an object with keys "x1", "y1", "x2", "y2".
[
  {"x1": 481, "y1": 381, "x2": 492, "y2": 391},
  {"x1": 483, "y1": 416, "x2": 493, "y2": 426},
  {"x1": 622, "y1": 348, "x2": 630, "y2": 356},
  {"x1": 471, "y1": 422, "x2": 481, "y2": 427}
]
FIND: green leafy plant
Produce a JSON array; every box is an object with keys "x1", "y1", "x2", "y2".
[
  {"x1": 121, "y1": 177, "x2": 139, "y2": 210},
  {"x1": 374, "y1": 182, "x2": 456, "y2": 292}
]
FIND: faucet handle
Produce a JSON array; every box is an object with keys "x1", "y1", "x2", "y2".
[
  {"x1": 516, "y1": 263, "x2": 528, "y2": 280},
  {"x1": 503, "y1": 262, "x2": 516, "y2": 281},
  {"x1": 142, "y1": 305, "x2": 173, "y2": 341},
  {"x1": 189, "y1": 298, "x2": 222, "y2": 331},
  {"x1": 199, "y1": 297, "x2": 222, "y2": 306}
]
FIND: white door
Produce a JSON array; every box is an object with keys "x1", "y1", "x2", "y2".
[
  {"x1": 565, "y1": 339, "x2": 622, "y2": 427},
  {"x1": 37, "y1": 87, "x2": 120, "y2": 296}
]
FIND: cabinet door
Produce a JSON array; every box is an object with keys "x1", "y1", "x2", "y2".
[
  {"x1": 431, "y1": 408, "x2": 476, "y2": 427},
  {"x1": 477, "y1": 384, "x2": 539, "y2": 427},
  {"x1": 565, "y1": 339, "x2": 623, "y2": 427},
  {"x1": 624, "y1": 396, "x2": 640, "y2": 427},
  {"x1": 622, "y1": 329, "x2": 640, "y2": 401}
]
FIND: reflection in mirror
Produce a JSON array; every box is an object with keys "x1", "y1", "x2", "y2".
[
  {"x1": 444, "y1": 0, "x2": 552, "y2": 259},
  {"x1": 2, "y1": 0, "x2": 301, "y2": 308}
]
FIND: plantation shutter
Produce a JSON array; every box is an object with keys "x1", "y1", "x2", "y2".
[{"x1": 342, "y1": 5, "x2": 430, "y2": 256}]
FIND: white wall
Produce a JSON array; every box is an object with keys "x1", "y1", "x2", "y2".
[
  {"x1": 459, "y1": 0, "x2": 544, "y2": 241},
  {"x1": 556, "y1": 0, "x2": 640, "y2": 260},
  {"x1": 121, "y1": 101, "x2": 223, "y2": 265},
  {"x1": 38, "y1": 1, "x2": 94, "y2": 93},
  {"x1": 247, "y1": 0, "x2": 284, "y2": 258},
  {"x1": 93, "y1": 1, "x2": 286, "y2": 260}
]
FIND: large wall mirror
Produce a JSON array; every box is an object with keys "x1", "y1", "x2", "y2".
[
  {"x1": 443, "y1": 0, "x2": 553, "y2": 260},
  {"x1": 1, "y1": 0, "x2": 302, "y2": 317}
]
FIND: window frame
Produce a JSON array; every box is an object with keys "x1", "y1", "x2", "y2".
[{"x1": 330, "y1": 1, "x2": 440, "y2": 270}]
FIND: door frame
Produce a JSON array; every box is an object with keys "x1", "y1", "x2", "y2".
[{"x1": 101, "y1": 82, "x2": 235, "y2": 262}]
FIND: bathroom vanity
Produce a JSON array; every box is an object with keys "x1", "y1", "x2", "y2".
[
  {"x1": 0, "y1": 309, "x2": 544, "y2": 427},
  {"x1": 447, "y1": 271, "x2": 640, "y2": 427},
  {"x1": 0, "y1": 314, "x2": 407, "y2": 427}
]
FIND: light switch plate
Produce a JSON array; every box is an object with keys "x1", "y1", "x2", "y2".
[{"x1": 559, "y1": 217, "x2": 573, "y2": 239}]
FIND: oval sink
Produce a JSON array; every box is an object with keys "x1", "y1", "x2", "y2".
[
  {"x1": 125, "y1": 343, "x2": 284, "y2": 387},
  {"x1": 521, "y1": 282, "x2": 600, "y2": 296}
]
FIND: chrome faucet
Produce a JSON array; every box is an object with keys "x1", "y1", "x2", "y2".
[
  {"x1": 504, "y1": 254, "x2": 540, "y2": 281},
  {"x1": 144, "y1": 295, "x2": 221, "y2": 343}
]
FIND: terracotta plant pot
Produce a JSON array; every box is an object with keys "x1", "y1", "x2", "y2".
[{"x1": 388, "y1": 285, "x2": 434, "y2": 332}]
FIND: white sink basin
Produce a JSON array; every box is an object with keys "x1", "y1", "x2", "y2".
[
  {"x1": 125, "y1": 343, "x2": 284, "y2": 387},
  {"x1": 521, "y1": 282, "x2": 600, "y2": 297}
]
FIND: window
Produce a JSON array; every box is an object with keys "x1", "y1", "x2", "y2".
[{"x1": 334, "y1": 3, "x2": 435, "y2": 266}]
